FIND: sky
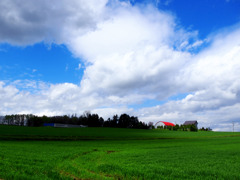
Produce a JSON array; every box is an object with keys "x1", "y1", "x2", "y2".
[{"x1": 0, "y1": 0, "x2": 240, "y2": 131}]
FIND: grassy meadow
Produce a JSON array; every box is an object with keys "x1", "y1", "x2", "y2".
[{"x1": 0, "y1": 125, "x2": 240, "y2": 179}]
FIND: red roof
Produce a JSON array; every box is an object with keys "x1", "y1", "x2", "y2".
[
  {"x1": 155, "y1": 121, "x2": 175, "y2": 126},
  {"x1": 161, "y1": 121, "x2": 175, "y2": 126}
]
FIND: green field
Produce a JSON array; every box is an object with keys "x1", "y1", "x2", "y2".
[{"x1": 0, "y1": 125, "x2": 240, "y2": 179}]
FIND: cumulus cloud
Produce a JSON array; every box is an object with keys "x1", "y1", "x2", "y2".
[
  {"x1": 0, "y1": 0, "x2": 108, "y2": 45},
  {"x1": 138, "y1": 26, "x2": 240, "y2": 131},
  {"x1": 0, "y1": 81, "x2": 97, "y2": 115},
  {"x1": 70, "y1": 6, "x2": 177, "y2": 59},
  {"x1": 74, "y1": 4, "x2": 194, "y2": 100}
]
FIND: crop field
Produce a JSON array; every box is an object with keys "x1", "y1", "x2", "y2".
[{"x1": 0, "y1": 125, "x2": 240, "y2": 179}]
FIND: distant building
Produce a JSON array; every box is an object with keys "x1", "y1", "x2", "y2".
[
  {"x1": 183, "y1": 121, "x2": 198, "y2": 128},
  {"x1": 43, "y1": 123, "x2": 87, "y2": 128},
  {"x1": 155, "y1": 121, "x2": 175, "y2": 128}
]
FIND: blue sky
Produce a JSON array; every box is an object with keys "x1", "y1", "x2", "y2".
[
  {"x1": 0, "y1": 43, "x2": 83, "y2": 85},
  {"x1": 0, "y1": 0, "x2": 240, "y2": 131}
]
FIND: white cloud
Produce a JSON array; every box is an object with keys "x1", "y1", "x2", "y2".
[
  {"x1": 0, "y1": 81, "x2": 94, "y2": 116},
  {"x1": 69, "y1": 6, "x2": 177, "y2": 60},
  {"x1": 0, "y1": 0, "x2": 108, "y2": 45},
  {"x1": 137, "y1": 26, "x2": 240, "y2": 130},
  {"x1": 73, "y1": 5, "x2": 194, "y2": 100},
  {"x1": 75, "y1": 64, "x2": 82, "y2": 70}
]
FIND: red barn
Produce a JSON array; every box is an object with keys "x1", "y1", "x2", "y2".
[{"x1": 155, "y1": 121, "x2": 175, "y2": 127}]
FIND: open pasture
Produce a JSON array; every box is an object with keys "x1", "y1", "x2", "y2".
[{"x1": 0, "y1": 125, "x2": 240, "y2": 179}]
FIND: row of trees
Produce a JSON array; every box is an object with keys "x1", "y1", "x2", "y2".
[
  {"x1": 27, "y1": 112, "x2": 104, "y2": 127},
  {"x1": 4, "y1": 114, "x2": 32, "y2": 126},
  {"x1": 199, "y1": 127, "x2": 212, "y2": 131},
  {"x1": 3, "y1": 114, "x2": 207, "y2": 131},
  {"x1": 104, "y1": 114, "x2": 148, "y2": 129},
  {"x1": 3, "y1": 112, "x2": 149, "y2": 129},
  {"x1": 156, "y1": 124, "x2": 198, "y2": 132}
]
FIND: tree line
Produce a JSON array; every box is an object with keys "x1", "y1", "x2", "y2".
[
  {"x1": 155, "y1": 124, "x2": 198, "y2": 131},
  {"x1": 3, "y1": 112, "x2": 149, "y2": 129}
]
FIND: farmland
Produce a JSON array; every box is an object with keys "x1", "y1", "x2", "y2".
[{"x1": 0, "y1": 125, "x2": 240, "y2": 179}]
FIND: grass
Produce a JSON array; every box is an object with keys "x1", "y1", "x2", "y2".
[
  {"x1": 1, "y1": 125, "x2": 239, "y2": 140},
  {"x1": 0, "y1": 125, "x2": 240, "y2": 179}
]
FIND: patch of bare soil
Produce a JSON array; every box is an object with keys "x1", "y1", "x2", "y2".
[
  {"x1": 60, "y1": 170, "x2": 90, "y2": 180},
  {"x1": 107, "y1": 150, "x2": 116, "y2": 154}
]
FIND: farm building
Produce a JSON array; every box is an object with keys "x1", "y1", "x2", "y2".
[
  {"x1": 155, "y1": 121, "x2": 175, "y2": 128},
  {"x1": 183, "y1": 121, "x2": 198, "y2": 128},
  {"x1": 43, "y1": 123, "x2": 87, "y2": 128}
]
